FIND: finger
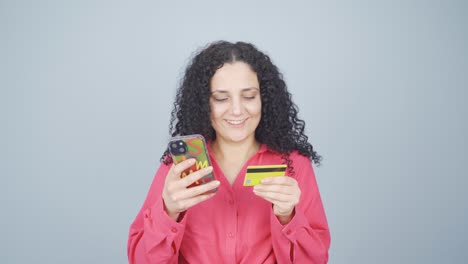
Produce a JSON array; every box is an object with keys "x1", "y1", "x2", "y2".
[
  {"x1": 171, "y1": 158, "x2": 197, "y2": 179},
  {"x1": 260, "y1": 176, "x2": 297, "y2": 186},
  {"x1": 179, "y1": 166, "x2": 214, "y2": 188},
  {"x1": 253, "y1": 184, "x2": 295, "y2": 194},
  {"x1": 172, "y1": 180, "x2": 220, "y2": 201},
  {"x1": 253, "y1": 190, "x2": 293, "y2": 203},
  {"x1": 254, "y1": 195, "x2": 292, "y2": 210}
]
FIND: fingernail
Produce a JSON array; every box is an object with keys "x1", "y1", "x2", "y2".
[{"x1": 189, "y1": 159, "x2": 196, "y2": 164}]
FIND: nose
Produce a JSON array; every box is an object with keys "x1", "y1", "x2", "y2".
[{"x1": 231, "y1": 97, "x2": 242, "y2": 116}]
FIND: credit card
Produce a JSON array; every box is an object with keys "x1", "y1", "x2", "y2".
[{"x1": 243, "y1": 165, "x2": 287, "y2": 186}]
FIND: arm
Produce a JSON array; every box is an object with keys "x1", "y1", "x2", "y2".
[
  {"x1": 269, "y1": 157, "x2": 330, "y2": 263},
  {"x1": 128, "y1": 160, "x2": 220, "y2": 263},
  {"x1": 127, "y1": 163, "x2": 186, "y2": 264}
]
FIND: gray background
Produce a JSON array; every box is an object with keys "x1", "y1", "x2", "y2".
[{"x1": 2, "y1": 0, "x2": 467, "y2": 263}]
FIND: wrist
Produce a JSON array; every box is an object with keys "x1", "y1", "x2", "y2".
[
  {"x1": 167, "y1": 211, "x2": 180, "y2": 221},
  {"x1": 275, "y1": 208, "x2": 295, "y2": 225},
  {"x1": 163, "y1": 200, "x2": 181, "y2": 221}
]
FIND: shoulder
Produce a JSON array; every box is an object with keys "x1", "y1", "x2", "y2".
[
  {"x1": 289, "y1": 150, "x2": 311, "y2": 164},
  {"x1": 262, "y1": 147, "x2": 312, "y2": 169},
  {"x1": 289, "y1": 150, "x2": 314, "y2": 175},
  {"x1": 153, "y1": 160, "x2": 172, "y2": 180}
]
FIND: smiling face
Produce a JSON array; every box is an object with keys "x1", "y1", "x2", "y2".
[{"x1": 209, "y1": 61, "x2": 262, "y2": 144}]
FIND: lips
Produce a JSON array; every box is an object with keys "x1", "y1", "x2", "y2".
[{"x1": 225, "y1": 118, "x2": 247, "y2": 126}]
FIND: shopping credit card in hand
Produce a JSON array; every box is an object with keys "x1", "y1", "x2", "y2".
[{"x1": 243, "y1": 165, "x2": 287, "y2": 186}]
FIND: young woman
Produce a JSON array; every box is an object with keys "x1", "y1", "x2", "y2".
[{"x1": 128, "y1": 41, "x2": 330, "y2": 263}]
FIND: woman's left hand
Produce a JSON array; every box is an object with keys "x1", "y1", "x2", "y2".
[{"x1": 253, "y1": 176, "x2": 301, "y2": 224}]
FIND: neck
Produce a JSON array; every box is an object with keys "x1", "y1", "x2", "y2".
[{"x1": 211, "y1": 136, "x2": 260, "y2": 164}]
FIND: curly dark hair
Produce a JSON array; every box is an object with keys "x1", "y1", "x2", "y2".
[{"x1": 161, "y1": 41, "x2": 321, "y2": 173}]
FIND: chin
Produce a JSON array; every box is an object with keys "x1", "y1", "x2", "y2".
[{"x1": 225, "y1": 132, "x2": 253, "y2": 143}]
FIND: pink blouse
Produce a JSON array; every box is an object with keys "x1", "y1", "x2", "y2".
[{"x1": 128, "y1": 144, "x2": 330, "y2": 263}]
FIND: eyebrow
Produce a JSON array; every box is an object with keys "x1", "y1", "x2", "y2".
[{"x1": 211, "y1": 87, "x2": 259, "y2": 94}]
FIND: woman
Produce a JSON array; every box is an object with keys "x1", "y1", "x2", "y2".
[{"x1": 128, "y1": 41, "x2": 330, "y2": 263}]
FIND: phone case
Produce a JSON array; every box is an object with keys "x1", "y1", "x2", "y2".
[{"x1": 168, "y1": 134, "x2": 217, "y2": 192}]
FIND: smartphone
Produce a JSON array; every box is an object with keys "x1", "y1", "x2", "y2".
[{"x1": 168, "y1": 134, "x2": 217, "y2": 192}]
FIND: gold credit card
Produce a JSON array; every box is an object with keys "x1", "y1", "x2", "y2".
[{"x1": 243, "y1": 165, "x2": 287, "y2": 186}]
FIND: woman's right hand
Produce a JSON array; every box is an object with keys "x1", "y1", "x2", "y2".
[{"x1": 162, "y1": 158, "x2": 220, "y2": 221}]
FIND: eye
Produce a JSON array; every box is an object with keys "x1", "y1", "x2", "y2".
[
  {"x1": 213, "y1": 97, "x2": 228, "y2": 102},
  {"x1": 244, "y1": 96, "x2": 256, "y2": 100}
]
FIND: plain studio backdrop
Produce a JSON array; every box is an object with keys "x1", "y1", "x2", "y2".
[{"x1": 2, "y1": 0, "x2": 467, "y2": 263}]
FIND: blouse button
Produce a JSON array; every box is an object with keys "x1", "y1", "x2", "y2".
[
  {"x1": 228, "y1": 232, "x2": 234, "y2": 238},
  {"x1": 171, "y1": 227, "x2": 178, "y2": 233},
  {"x1": 286, "y1": 229, "x2": 292, "y2": 235}
]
